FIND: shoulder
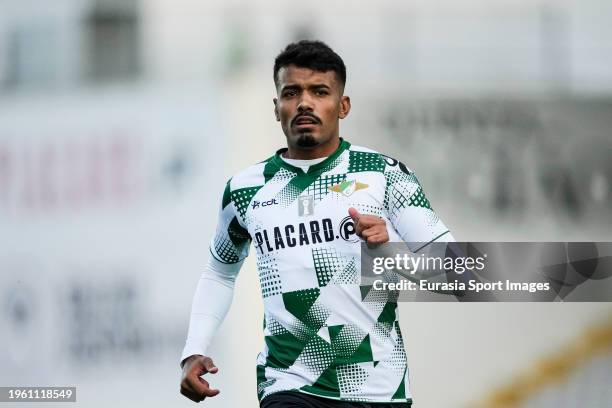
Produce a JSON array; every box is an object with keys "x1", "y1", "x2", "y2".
[
  {"x1": 347, "y1": 143, "x2": 415, "y2": 175},
  {"x1": 219, "y1": 155, "x2": 278, "y2": 213},
  {"x1": 224, "y1": 155, "x2": 276, "y2": 192}
]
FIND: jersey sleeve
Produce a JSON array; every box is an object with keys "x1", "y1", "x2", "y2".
[
  {"x1": 180, "y1": 256, "x2": 242, "y2": 365},
  {"x1": 382, "y1": 157, "x2": 454, "y2": 251},
  {"x1": 209, "y1": 179, "x2": 252, "y2": 264}
]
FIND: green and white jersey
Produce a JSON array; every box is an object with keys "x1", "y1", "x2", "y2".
[{"x1": 210, "y1": 139, "x2": 452, "y2": 403}]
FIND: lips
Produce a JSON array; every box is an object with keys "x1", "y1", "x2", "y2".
[{"x1": 293, "y1": 115, "x2": 319, "y2": 126}]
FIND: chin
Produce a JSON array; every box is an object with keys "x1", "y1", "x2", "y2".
[{"x1": 295, "y1": 134, "x2": 319, "y2": 148}]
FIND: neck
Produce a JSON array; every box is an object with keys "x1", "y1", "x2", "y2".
[{"x1": 283, "y1": 136, "x2": 340, "y2": 160}]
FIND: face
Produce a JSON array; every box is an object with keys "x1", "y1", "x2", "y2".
[{"x1": 274, "y1": 65, "x2": 350, "y2": 150}]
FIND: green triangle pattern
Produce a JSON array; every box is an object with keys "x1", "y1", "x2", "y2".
[
  {"x1": 231, "y1": 185, "x2": 262, "y2": 219},
  {"x1": 392, "y1": 367, "x2": 407, "y2": 400},
  {"x1": 283, "y1": 288, "x2": 320, "y2": 322},
  {"x1": 300, "y1": 364, "x2": 340, "y2": 399},
  {"x1": 377, "y1": 302, "x2": 398, "y2": 325},
  {"x1": 221, "y1": 179, "x2": 232, "y2": 209},
  {"x1": 408, "y1": 186, "x2": 432, "y2": 210},
  {"x1": 264, "y1": 330, "x2": 304, "y2": 369},
  {"x1": 263, "y1": 158, "x2": 281, "y2": 182}
]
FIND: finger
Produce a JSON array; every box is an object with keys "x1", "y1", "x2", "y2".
[
  {"x1": 348, "y1": 207, "x2": 361, "y2": 223},
  {"x1": 182, "y1": 375, "x2": 203, "y2": 395},
  {"x1": 362, "y1": 223, "x2": 387, "y2": 236},
  {"x1": 366, "y1": 233, "x2": 389, "y2": 244},
  {"x1": 356, "y1": 215, "x2": 385, "y2": 228},
  {"x1": 198, "y1": 377, "x2": 220, "y2": 397},
  {"x1": 181, "y1": 379, "x2": 205, "y2": 402},
  {"x1": 360, "y1": 228, "x2": 377, "y2": 238},
  {"x1": 185, "y1": 373, "x2": 220, "y2": 399},
  {"x1": 180, "y1": 386, "x2": 204, "y2": 403},
  {"x1": 202, "y1": 357, "x2": 218, "y2": 374}
]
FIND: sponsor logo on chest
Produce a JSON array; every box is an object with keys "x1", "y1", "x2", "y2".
[{"x1": 254, "y1": 217, "x2": 358, "y2": 254}]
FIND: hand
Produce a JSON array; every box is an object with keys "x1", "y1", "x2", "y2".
[
  {"x1": 348, "y1": 207, "x2": 389, "y2": 245},
  {"x1": 180, "y1": 355, "x2": 220, "y2": 403}
]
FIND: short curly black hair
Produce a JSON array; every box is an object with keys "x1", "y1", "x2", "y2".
[{"x1": 273, "y1": 40, "x2": 346, "y2": 89}]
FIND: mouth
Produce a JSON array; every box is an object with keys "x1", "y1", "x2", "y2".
[{"x1": 293, "y1": 115, "x2": 320, "y2": 128}]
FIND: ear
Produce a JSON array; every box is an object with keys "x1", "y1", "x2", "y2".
[
  {"x1": 338, "y1": 96, "x2": 351, "y2": 119},
  {"x1": 273, "y1": 97, "x2": 280, "y2": 121}
]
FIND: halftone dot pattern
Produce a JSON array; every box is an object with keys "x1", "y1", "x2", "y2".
[
  {"x1": 265, "y1": 316, "x2": 290, "y2": 336},
  {"x1": 382, "y1": 271, "x2": 401, "y2": 303},
  {"x1": 408, "y1": 187, "x2": 432, "y2": 210},
  {"x1": 298, "y1": 335, "x2": 336, "y2": 376},
  {"x1": 212, "y1": 234, "x2": 240, "y2": 263},
  {"x1": 332, "y1": 324, "x2": 367, "y2": 358},
  {"x1": 320, "y1": 154, "x2": 345, "y2": 174},
  {"x1": 270, "y1": 167, "x2": 296, "y2": 183},
  {"x1": 361, "y1": 292, "x2": 390, "y2": 325},
  {"x1": 303, "y1": 302, "x2": 331, "y2": 330},
  {"x1": 424, "y1": 206, "x2": 440, "y2": 226},
  {"x1": 305, "y1": 174, "x2": 346, "y2": 202},
  {"x1": 362, "y1": 284, "x2": 389, "y2": 304},
  {"x1": 312, "y1": 247, "x2": 357, "y2": 287},
  {"x1": 275, "y1": 181, "x2": 303, "y2": 207},
  {"x1": 337, "y1": 364, "x2": 370, "y2": 398},
  {"x1": 331, "y1": 258, "x2": 359, "y2": 285},
  {"x1": 385, "y1": 168, "x2": 419, "y2": 187},
  {"x1": 347, "y1": 151, "x2": 386, "y2": 174},
  {"x1": 257, "y1": 251, "x2": 282, "y2": 298},
  {"x1": 349, "y1": 203, "x2": 384, "y2": 217},
  {"x1": 282, "y1": 314, "x2": 316, "y2": 343},
  {"x1": 231, "y1": 186, "x2": 262, "y2": 219},
  {"x1": 294, "y1": 288, "x2": 320, "y2": 308},
  {"x1": 383, "y1": 169, "x2": 419, "y2": 217},
  {"x1": 370, "y1": 322, "x2": 394, "y2": 346},
  {"x1": 389, "y1": 323, "x2": 408, "y2": 373},
  {"x1": 312, "y1": 247, "x2": 341, "y2": 287}
]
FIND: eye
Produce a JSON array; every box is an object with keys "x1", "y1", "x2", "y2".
[
  {"x1": 282, "y1": 89, "x2": 297, "y2": 97},
  {"x1": 315, "y1": 89, "x2": 329, "y2": 96}
]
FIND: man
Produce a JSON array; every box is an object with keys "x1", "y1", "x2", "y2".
[{"x1": 180, "y1": 40, "x2": 454, "y2": 407}]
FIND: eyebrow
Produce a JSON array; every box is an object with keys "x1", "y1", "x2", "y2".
[{"x1": 280, "y1": 83, "x2": 331, "y2": 92}]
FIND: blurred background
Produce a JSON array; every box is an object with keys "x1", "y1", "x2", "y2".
[{"x1": 0, "y1": 0, "x2": 611, "y2": 407}]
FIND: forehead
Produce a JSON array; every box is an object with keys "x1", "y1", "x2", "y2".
[{"x1": 276, "y1": 65, "x2": 339, "y2": 89}]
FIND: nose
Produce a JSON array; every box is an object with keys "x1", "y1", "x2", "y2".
[{"x1": 297, "y1": 92, "x2": 314, "y2": 112}]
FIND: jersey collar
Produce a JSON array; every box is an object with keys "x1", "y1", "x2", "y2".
[{"x1": 272, "y1": 138, "x2": 350, "y2": 175}]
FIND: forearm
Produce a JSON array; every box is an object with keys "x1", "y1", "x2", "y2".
[{"x1": 180, "y1": 257, "x2": 243, "y2": 365}]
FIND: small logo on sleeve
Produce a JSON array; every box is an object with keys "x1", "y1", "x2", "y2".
[{"x1": 329, "y1": 179, "x2": 368, "y2": 197}]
